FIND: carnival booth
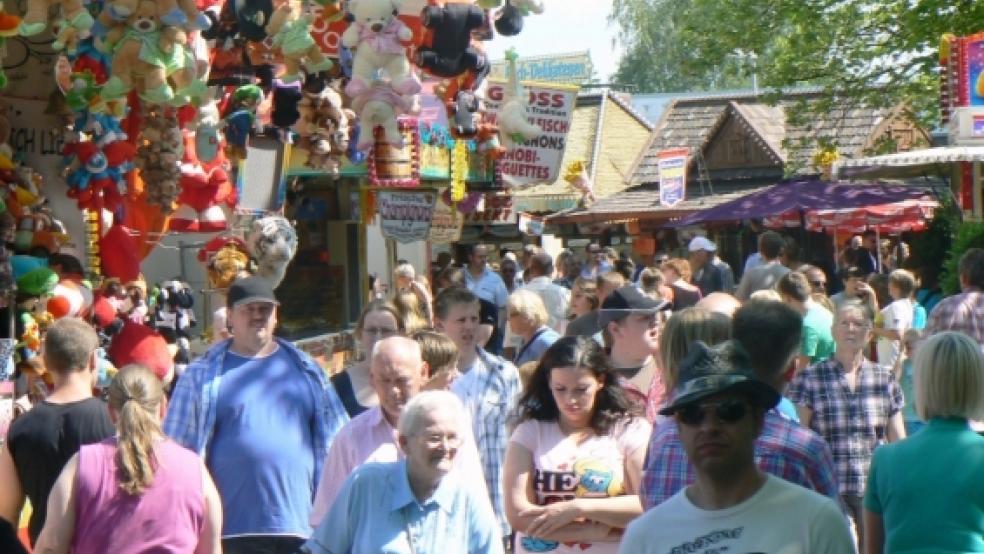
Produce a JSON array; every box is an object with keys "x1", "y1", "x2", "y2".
[{"x1": 0, "y1": 0, "x2": 563, "y2": 358}]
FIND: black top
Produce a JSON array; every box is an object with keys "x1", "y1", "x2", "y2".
[
  {"x1": 330, "y1": 370, "x2": 369, "y2": 418},
  {"x1": 669, "y1": 283, "x2": 702, "y2": 310},
  {"x1": 6, "y1": 397, "x2": 115, "y2": 543},
  {"x1": 478, "y1": 297, "x2": 502, "y2": 355}
]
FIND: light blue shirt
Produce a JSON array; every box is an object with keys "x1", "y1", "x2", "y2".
[
  {"x1": 304, "y1": 460, "x2": 503, "y2": 554},
  {"x1": 464, "y1": 266, "x2": 509, "y2": 308},
  {"x1": 514, "y1": 327, "x2": 561, "y2": 367}
]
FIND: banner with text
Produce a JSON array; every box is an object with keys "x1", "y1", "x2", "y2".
[
  {"x1": 428, "y1": 191, "x2": 464, "y2": 243},
  {"x1": 658, "y1": 148, "x2": 689, "y2": 207},
  {"x1": 484, "y1": 79, "x2": 578, "y2": 188},
  {"x1": 378, "y1": 190, "x2": 436, "y2": 243}
]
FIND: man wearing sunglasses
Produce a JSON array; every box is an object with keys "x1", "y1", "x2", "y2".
[
  {"x1": 639, "y1": 300, "x2": 840, "y2": 509},
  {"x1": 621, "y1": 341, "x2": 854, "y2": 553}
]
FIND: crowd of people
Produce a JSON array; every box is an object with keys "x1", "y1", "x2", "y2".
[{"x1": 2, "y1": 231, "x2": 984, "y2": 553}]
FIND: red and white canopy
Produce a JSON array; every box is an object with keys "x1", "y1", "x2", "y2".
[{"x1": 763, "y1": 197, "x2": 939, "y2": 234}]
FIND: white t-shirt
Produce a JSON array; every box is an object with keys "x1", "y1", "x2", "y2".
[
  {"x1": 510, "y1": 417, "x2": 651, "y2": 554},
  {"x1": 619, "y1": 475, "x2": 854, "y2": 554},
  {"x1": 877, "y1": 298, "x2": 912, "y2": 368}
]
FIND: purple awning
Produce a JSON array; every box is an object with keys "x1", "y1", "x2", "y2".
[{"x1": 671, "y1": 178, "x2": 935, "y2": 227}]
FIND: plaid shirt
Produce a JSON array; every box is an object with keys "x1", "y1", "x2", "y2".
[
  {"x1": 163, "y1": 338, "x2": 349, "y2": 507},
  {"x1": 926, "y1": 291, "x2": 984, "y2": 344},
  {"x1": 640, "y1": 410, "x2": 840, "y2": 508},
  {"x1": 786, "y1": 358, "x2": 903, "y2": 497},
  {"x1": 451, "y1": 347, "x2": 521, "y2": 537}
]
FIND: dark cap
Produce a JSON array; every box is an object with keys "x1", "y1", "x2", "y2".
[
  {"x1": 658, "y1": 340, "x2": 780, "y2": 415},
  {"x1": 227, "y1": 276, "x2": 279, "y2": 309},
  {"x1": 598, "y1": 285, "x2": 669, "y2": 326}
]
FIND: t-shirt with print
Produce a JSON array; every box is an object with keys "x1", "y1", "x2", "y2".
[
  {"x1": 877, "y1": 298, "x2": 912, "y2": 368},
  {"x1": 509, "y1": 417, "x2": 651, "y2": 554},
  {"x1": 619, "y1": 475, "x2": 854, "y2": 554}
]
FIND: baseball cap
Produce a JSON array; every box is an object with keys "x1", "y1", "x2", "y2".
[
  {"x1": 227, "y1": 276, "x2": 279, "y2": 309},
  {"x1": 598, "y1": 285, "x2": 669, "y2": 326},
  {"x1": 659, "y1": 340, "x2": 779, "y2": 415},
  {"x1": 688, "y1": 236, "x2": 717, "y2": 252}
]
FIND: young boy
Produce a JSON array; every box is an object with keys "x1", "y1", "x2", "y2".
[
  {"x1": 412, "y1": 330, "x2": 461, "y2": 391},
  {"x1": 873, "y1": 269, "x2": 916, "y2": 369}
]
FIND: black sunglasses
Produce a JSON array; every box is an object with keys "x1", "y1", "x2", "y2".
[
  {"x1": 810, "y1": 280, "x2": 827, "y2": 288},
  {"x1": 676, "y1": 399, "x2": 751, "y2": 426}
]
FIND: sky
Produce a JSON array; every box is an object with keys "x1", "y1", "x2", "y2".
[{"x1": 482, "y1": 0, "x2": 622, "y2": 82}]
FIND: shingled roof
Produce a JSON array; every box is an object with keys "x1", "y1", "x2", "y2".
[{"x1": 630, "y1": 90, "x2": 902, "y2": 185}]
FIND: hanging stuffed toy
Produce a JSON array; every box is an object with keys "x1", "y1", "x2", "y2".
[
  {"x1": 271, "y1": 79, "x2": 303, "y2": 141},
  {"x1": 351, "y1": 82, "x2": 416, "y2": 150},
  {"x1": 246, "y1": 216, "x2": 297, "y2": 290},
  {"x1": 19, "y1": 1, "x2": 94, "y2": 50},
  {"x1": 62, "y1": 141, "x2": 137, "y2": 213},
  {"x1": 415, "y1": 1, "x2": 487, "y2": 78},
  {"x1": 223, "y1": 84, "x2": 264, "y2": 162},
  {"x1": 136, "y1": 109, "x2": 184, "y2": 213},
  {"x1": 99, "y1": 221, "x2": 142, "y2": 284},
  {"x1": 294, "y1": 82, "x2": 354, "y2": 172},
  {"x1": 489, "y1": 0, "x2": 543, "y2": 36},
  {"x1": 563, "y1": 159, "x2": 596, "y2": 206},
  {"x1": 99, "y1": 0, "x2": 207, "y2": 106},
  {"x1": 342, "y1": 0, "x2": 420, "y2": 98},
  {"x1": 498, "y1": 49, "x2": 541, "y2": 148},
  {"x1": 170, "y1": 104, "x2": 235, "y2": 232},
  {"x1": 265, "y1": 0, "x2": 333, "y2": 83}
]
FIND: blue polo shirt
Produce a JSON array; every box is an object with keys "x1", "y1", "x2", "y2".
[
  {"x1": 304, "y1": 460, "x2": 502, "y2": 554},
  {"x1": 207, "y1": 346, "x2": 318, "y2": 537}
]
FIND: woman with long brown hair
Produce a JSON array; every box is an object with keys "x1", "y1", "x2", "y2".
[{"x1": 35, "y1": 365, "x2": 222, "y2": 553}]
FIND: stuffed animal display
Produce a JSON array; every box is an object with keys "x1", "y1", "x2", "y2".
[
  {"x1": 170, "y1": 105, "x2": 235, "y2": 232},
  {"x1": 564, "y1": 160, "x2": 597, "y2": 205},
  {"x1": 136, "y1": 109, "x2": 184, "y2": 213},
  {"x1": 497, "y1": 48, "x2": 542, "y2": 148},
  {"x1": 342, "y1": 0, "x2": 420, "y2": 97},
  {"x1": 246, "y1": 216, "x2": 298, "y2": 290},
  {"x1": 265, "y1": 1, "x2": 333, "y2": 83}
]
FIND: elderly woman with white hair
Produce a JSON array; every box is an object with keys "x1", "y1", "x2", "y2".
[
  {"x1": 863, "y1": 331, "x2": 984, "y2": 554},
  {"x1": 508, "y1": 289, "x2": 561, "y2": 366},
  {"x1": 301, "y1": 391, "x2": 503, "y2": 554},
  {"x1": 394, "y1": 261, "x2": 433, "y2": 323}
]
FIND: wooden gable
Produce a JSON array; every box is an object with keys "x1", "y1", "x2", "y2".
[{"x1": 703, "y1": 112, "x2": 783, "y2": 172}]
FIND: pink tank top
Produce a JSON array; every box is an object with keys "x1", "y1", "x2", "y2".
[{"x1": 72, "y1": 437, "x2": 205, "y2": 554}]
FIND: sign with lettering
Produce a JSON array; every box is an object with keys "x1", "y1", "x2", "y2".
[
  {"x1": 378, "y1": 189, "x2": 436, "y2": 243},
  {"x1": 464, "y1": 194, "x2": 516, "y2": 225},
  {"x1": 489, "y1": 52, "x2": 593, "y2": 85},
  {"x1": 484, "y1": 79, "x2": 578, "y2": 188},
  {"x1": 428, "y1": 190, "x2": 463, "y2": 243},
  {"x1": 658, "y1": 148, "x2": 689, "y2": 207}
]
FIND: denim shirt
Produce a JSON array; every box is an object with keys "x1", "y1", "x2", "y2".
[{"x1": 163, "y1": 337, "x2": 349, "y2": 494}]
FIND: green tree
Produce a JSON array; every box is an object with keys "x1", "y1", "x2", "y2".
[{"x1": 612, "y1": 0, "x2": 984, "y2": 125}]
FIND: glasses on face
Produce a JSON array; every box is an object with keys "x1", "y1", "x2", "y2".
[
  {"x1": 364, "y1": 327, "x2": 398, "y2": 337},
  {"x1": 676, "y1": 399, "x2": 751, "y2": 426},
  {"x1": 421, "y1": 432, "x2": 462, "y2": 449},
  {"x1": 810, "y1": 280, "x2": 826, "y2": 289},
  {"x1": 655, "y1": 257, "x2": 669, "y2": 265}
]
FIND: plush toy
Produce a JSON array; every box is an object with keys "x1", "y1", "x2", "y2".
[
  {"x1": 415, "y1": 1, "x2": 486, "y2": 78},
  {"x1": 100, "y1": 0, "x2": 206, "y2": 106},
  {"x1": 99, "y1": 222, "x2": 142, "y2": 283},
  {"x1": 351, "y1": 82, "x2": 415, "y2": 150},
  {"x1": 223, "y1": 84, "x2": 264, "y2": 162},
  {"x1": 564, "y1": 159, "x2": 596, "y2": 205},
  {"x1": 265, "y1": 1, "x2": 333, "y2": 83},
  {"x1": 62, "y1": 140, "x2": 136, "y2": 212},
  {"x1": 493, "y1": 0, "x2": 543, "y2": 36},
  {"x1": 136, "y1": 109, "x2": 183, "y2": 213},
  {"x1": 342, "y1": 0, "x2": 420, "y2": 98},
  {"x1": 271, "y1": 79, "x2": 303, "y2": 141},
  {"x1": 19, "y1": 0, "x2": 94, "y2": 43},
  {"x1": 294, "y1": 83, "x2": 354, "y2": 171},
  {"x1": 170, "y1": 106, "x2": 235, "y2": 232},
  {"x1": 498, "y1": 49, "x2": 541, "y2": 148},
  {"x1": 246, "y1": 216, "x2": 297, "y2": 289},
  {"x1": 199, "y1": 236, "x2": 251, "y2": 289}
]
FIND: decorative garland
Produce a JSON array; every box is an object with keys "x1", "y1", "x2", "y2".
[
  {"x1": 450, "y1": 139, "x2": 468, "y2": 202},
  {"x1": 85, "y1": 209, "x2": 101, "y2": 277}
]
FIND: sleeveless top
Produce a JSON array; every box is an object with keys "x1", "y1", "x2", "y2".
[
  {"x1": 72, "y1": 437, "x2": 205, "y2": 554},
  {"x1": 331, "y1": 369, "x2": 369, "y2": 417}
]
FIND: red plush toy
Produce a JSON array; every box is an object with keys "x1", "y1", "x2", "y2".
[
  {"x1": 169, "y1": 107, "x2": 236, "y2": 232},
  {"x1": 108, "y1": 321, "x2": 174, "y2": 382},
  {"x1": 62, "y1": 140, "x2": 136, "y2": 212},
  {"x1": 99, "y1": 222, "x2": 142, "y2": 284}
]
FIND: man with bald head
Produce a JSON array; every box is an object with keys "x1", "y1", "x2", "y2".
[
  {"x1": 309, "y1": 336, "x2": 486, "y2": 526},
  {"x1": 696, "y1": 292, "x2": 742, "y2": 317}
]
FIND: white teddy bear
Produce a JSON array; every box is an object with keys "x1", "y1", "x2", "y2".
[{"x1": 342, "y1": 0, "x2": 420, "y2": 98}]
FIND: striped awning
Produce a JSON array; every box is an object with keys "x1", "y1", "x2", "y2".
[{"x1": 834, "y1": 146, "x2": 984, "y2": 178}]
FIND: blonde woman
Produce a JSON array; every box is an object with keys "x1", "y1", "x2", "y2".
[
  {"x1": 392, "y1": 289, "x2": 430, "y2": 334},
  {"x1": 864, "y1": 331, "x2": 984, "y2": 553},
  {"x1": 508, "y1": 289, "x2": 560, "y2": 366},
  {"x1": 35, "y1": 365, "x2": 222, "y2": 554},
  {"x1": 332, "y1": 300, "x2": 405, "y2": 417}
]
